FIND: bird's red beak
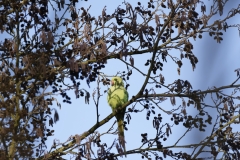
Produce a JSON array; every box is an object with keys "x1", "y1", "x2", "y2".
[{"x1": 111, "y1": 80, "x2": 114, "y2": 86}]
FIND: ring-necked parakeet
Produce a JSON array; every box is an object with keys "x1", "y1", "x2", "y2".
[{"x1": 107, "y1": 76, "x2": 128, "y2": 156}]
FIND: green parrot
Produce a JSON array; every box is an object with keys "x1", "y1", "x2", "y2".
[{"x1": 107, "y1": 76, "x2": 128, "y2": 156}]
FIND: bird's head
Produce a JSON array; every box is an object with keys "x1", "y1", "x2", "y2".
[{"x1": 111, "y1": 76, "x2": 124, "y2": 87}]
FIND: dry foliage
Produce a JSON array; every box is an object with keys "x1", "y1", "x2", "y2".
[{"x1": 0, "y1": 0, "x2": 240, "y2": 159}]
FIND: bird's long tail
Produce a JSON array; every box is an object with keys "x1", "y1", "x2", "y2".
[{"x1": 117, "y1": 119, "x2": 126, "y2": 157}]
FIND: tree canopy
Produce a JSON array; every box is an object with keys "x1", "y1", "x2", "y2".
[{"x1": 0, "y1": 0, "x2": 240, "y2": 159}]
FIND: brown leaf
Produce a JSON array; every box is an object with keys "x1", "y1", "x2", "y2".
[
  {"x1": 155, "y1": 14, "x2": 160, "y2": 25},
  {"x1": 80, "y1": 62, "x2": 87, "y2": 71},
  {"x1": 122, "y1": 39, "x2": 127, "y2": 50},
  {"x1": 101, "y1": 42, "x2": 107, "y2": 55},
  {"x1": 166, "y1": 127, "x2": 169, "y2": 137},
  {"x1": 119, "y1": 51, "x2": 123, "y2": 59},
  {"x1": 54, "y1": 59, "x2": 61, "y2": 67},
  {"x1": 47, "y1": 31, "x2": 54, "y2": 45},
  {"x1": 74, "y1": 20, "x2": 79, "y2": 30},
  {"x1": 225, "y1": 126, "x2": 232, "y2": 133},
  {"x1": 182, "y1": 108, "x2": 187, "y2": 116},
  {"x1": 102, "y1": 7, "x2": 106, "y2": 18},
  {"x1": 36, "y1": 128, "x2": 43, "y2": 138},
  {"x1": 177, "y1": 68, "x2": 180, "y2": 75},
  {"x1": 163, "y1": 149, "x2": 168, "y2": 158},
  {"x1": 166, "y1": 123, "x2": 171, "y2": 137},
  {"x1": 112, "y1": 23, "x2": 117, "y2": 32},
  {"x1": 170, "y1": 97, "x2": 176, "y2": 106},
  {"x1": 85, "y1": 91, "x2": 90, "y2": 104},
  {"x1": 130, "y1": 56, "x2": 134, "y2": 66},
  {"x1": 40, "y1": 31, "x2": 47, "y2": 44},
  {"x1": 74, "y1": 63, "x2": 79, "y2": 72},
  {"x1": 69, "y1": 58, "x2": 75, "y2": 71},
  {"x1": 224, "y1": 102, "x2": 228, "y2": 112},
  {"x1": 160, "y1": 74, "x2": 165, "y2": 84},
  {"x1": 182, "y1": 99, "x2": 186, "y2": 108},
  {"x1": 217, "y1": 0, "x2": 223, "y2": 16},
  {"x1": 54, "y1": 109, "x2": 59, "y2": 123}
]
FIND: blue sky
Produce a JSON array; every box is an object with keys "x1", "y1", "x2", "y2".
[{"x1": 42, "y1": 1, "x2": 240, "y2": 159}]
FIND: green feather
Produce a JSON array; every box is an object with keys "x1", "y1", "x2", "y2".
[{"x1": 107, "y1": 77, "x2": 128, "y2": 156}]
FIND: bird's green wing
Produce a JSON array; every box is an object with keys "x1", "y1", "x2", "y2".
[{"x1": 107, "y1": 85, "x2": 128, "y2": 110}]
